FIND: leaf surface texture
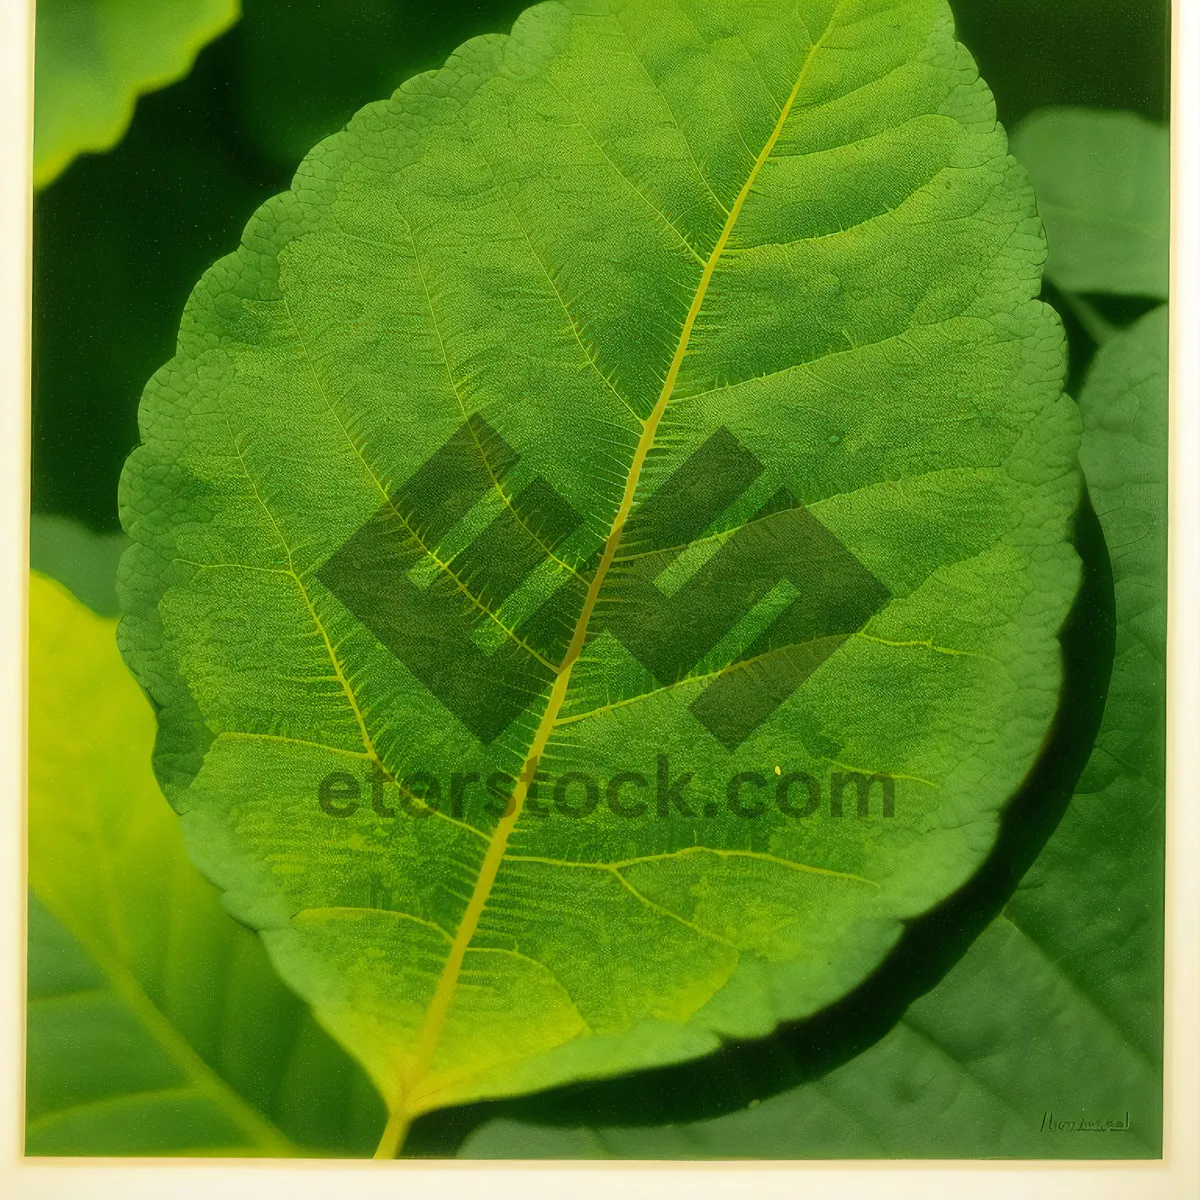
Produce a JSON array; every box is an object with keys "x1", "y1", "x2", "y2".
[
  {"x1": 120, "y1": 0, "x2": 1080, "y2": 1136},
  {"x1": 462, "y1": 305, "x2": 1167, "y2": 1160}
]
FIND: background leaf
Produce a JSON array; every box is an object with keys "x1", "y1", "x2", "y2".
[
  {"x1": 456, "y1": 308, "x2": 1167, "y2": 1161},
  {"x1": 1011, "y1": 108, "x2": 1169, "y2": 302},
  {"x1": 33, "y1": 0, "x2": 241, "y2": 188},
  {"x1": 31, "y1": 0, "x2": 531, "y2": 532},
  {"x1": 29, "y1": 514, "x2": 128, "y2": 616},
  {"x1": 31, "y1": 42, "x2": 283, "y2": 533},
  {"x1": 26, "y1": 571, "x2": 385, "y2": 1156}
]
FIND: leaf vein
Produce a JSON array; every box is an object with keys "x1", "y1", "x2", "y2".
[
  {"x1": 281, "y1": 293, "x2": 562, "y2": 667},
  {"x1": 459, "y1": 125, "x2": 648, "y2": 426},
  {"x1": 508, "y1": 846, "x2": 878, "y2": 888}
]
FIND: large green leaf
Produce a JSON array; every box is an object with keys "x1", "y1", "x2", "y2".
[
  {"x1": 33, "y1": 0, "x2": 240, "y2": 188},
  {"x1": 461, "y1": 305, "x2": 1167, "y2": 1160},
  {"x1": 120, "y1": 0, "x2": 1080, "y2": 1153},
  {"x1": 1010, "y1": 108, "x2": 1169, "y2": 301},
  {"x1": 26, "y1": 572, "x2": 385, "y2": 1155}
]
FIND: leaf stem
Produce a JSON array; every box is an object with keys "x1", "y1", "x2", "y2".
[{"x1": 373, "y1": 1111, "x2": 413, "y2": 1160}]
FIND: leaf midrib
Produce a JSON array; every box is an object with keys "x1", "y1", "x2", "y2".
[{"x1": 373, "y1": 7, "x2": 844, "y2": 1156}]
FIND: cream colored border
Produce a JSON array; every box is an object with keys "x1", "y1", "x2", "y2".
[
  {"x1": 0, "y1": 0, "x2": 33, "y2": 1193},
  {"x1": 2, "y1": 0, "x2": 1197, "y2": 1195}
]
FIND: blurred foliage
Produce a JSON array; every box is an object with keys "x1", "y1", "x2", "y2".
[
  {"x1": 32, "y1": 1, "x2": 530, "y2": 531},
  {"x1": 31, "y1": 0, "x2": 1169, "y2": 532},
  {"x1": 33, "y1": 0, "x2": 239, "y2": 188},
  {"x1": 32, "y1": 36, "x2": 281, "y2": 533},
  {"x1": 27, "y1": 568, "x2": 386, "y2": 1155},
  {"x1": 1013, "y1": 108, "x2": 1169, "y2": 303},
  {"x1": 29, "y1": 513, "x2": 128, "y2": 616},
  {"x1": 239, "y1": 0, "x2": 530, "y2": 169},
  {"x1": 953, "y1": 0, "x2": 1168, "y2": 125}
]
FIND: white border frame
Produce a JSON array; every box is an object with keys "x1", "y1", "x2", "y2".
[{"x1": 2, "y1": 0, "x2": 1197, "y2": 1195}]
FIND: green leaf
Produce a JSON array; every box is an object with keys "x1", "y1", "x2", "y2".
[
  {"x1": 30, "y1": 514, "x2": 129, "y2": 616},
  {"x1": 33, "y1": 0, "x2": 240, "y2": 188},
  {"x1": 120, "y1": 0, "x2": 1080, "y2": 1151},
  {"x1": 27, "y1": 572, "x2": 385, "y2": 1155},
  {"x1": 460, "y1": 306, "x2": 1168, "y2": 1160},
  {"x1": 1010, "y1": 107, "x2": 1169, "y2": 301}
]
